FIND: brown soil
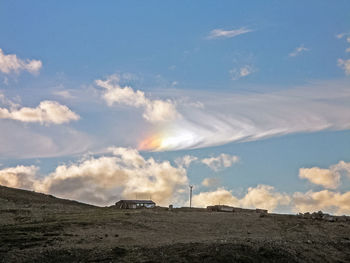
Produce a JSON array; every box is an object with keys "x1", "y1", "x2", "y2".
[{"x1": 1, "y1": 185, "x2": 350, "y2": 262}]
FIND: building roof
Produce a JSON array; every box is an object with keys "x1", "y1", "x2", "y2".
[{"x1": 116, "y1": 200, "x2": 155, "y2": 204}]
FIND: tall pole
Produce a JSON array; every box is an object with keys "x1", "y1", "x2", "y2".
[{"x1": 189, "y1": 185, "x2": 193, "y2": 208}]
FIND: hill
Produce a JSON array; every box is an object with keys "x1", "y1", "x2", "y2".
[
  {"x1": 0, "y1": 185, "x2": 350, "y2": 262},
  {"x1": 0, "y1": 185, "x2": 94, "y2": 208}
]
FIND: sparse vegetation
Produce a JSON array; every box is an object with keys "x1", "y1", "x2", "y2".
[{"x1": 1, "y1": 185, "x2": 350, "y2": 262}]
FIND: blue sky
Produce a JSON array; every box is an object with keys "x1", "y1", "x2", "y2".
[{"x1": 1, "y1": 1, "x2": 350, "y2": 214}]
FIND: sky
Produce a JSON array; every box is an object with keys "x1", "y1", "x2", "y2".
[{"x1": 1, "y1": 1, "x2": 350, "y2": 214}]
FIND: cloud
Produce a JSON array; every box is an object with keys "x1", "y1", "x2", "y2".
[
  {"x1": 201, "y1": 177, "x2": 220, "y2": 187},
  {"x1": 192, "y1": 185, "x2": 290, "y2": 212},
  {"x1": 336, "y1": 32, "x2": 350, "y2": 39},
  {"x1": 53, "y1": 90, "x2": 74, "y2": 99},
  {"x1": 0, "y1": 48, "x2": 42, "y2": 75},
  {"x1": 299, "y1": 161, "x2": 350, "y2": 189},
  {"x1": 229, "y1": 65, "x2": 254, "y2": 80},
  {"x1": 337, "y1": 59, "x2": 350, "y2": 75},
  {"x1": 139, "y1": 80, "x2": 350, "y2": 151},
  {"x1": 0, "y1": 100, "x2": 79, "y2": 124},
  {"x1": 293, "y1": 190, "x2": 350, "y2": 215},
  {"x1": 201, "y1": 153, "x2": 239, "y2": 171},
  {"x1": 96, "y1": 74, "x2": 181, "y2": 123},
  {"x1": 289, "y1": 45, "x2": 310, "y2": 57},
  {"x1": 207, "y1": 27, "x2": 253, "y2": 39},
  {"x1": 192, "y1": 188, "x2": 239, "y2": 207},
  {"x1": 0, "y1": 147, "x2": 188, "y2": 206},
  {"x1": 1, "y1": 157, "x2": 350, "y2": 214},
  {"x1": 0, "y1": 165, "x2": 38, "y2": 189},
  {"x1": 175, "y1": 155, "x2": 198, "y2": 168}
]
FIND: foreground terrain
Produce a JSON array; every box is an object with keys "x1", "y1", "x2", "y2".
[{"x1": 0, "y1": 186, "x2": 350, "y2": 262}]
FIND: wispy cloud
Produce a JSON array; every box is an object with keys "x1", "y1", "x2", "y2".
[
  {"x1": 207, "y1": 27, "x2": 253, "y2": 39},
  {"x1": 202, "y1": 153, "x2": 239, "y2": 171},
  {"x1": 0, "y1": 48, "x2": 42, "y2": 75},
  {"x1": 338, "y1": 59, "x2": 350, "y2": 75},
  {"x1": 229, "y1": 65, "x2": 254, "y2": 80},
  {"x1": 289, "y1": 45, "x2": 310, "y2": 57},
  {"x1": 138, "y1": 80, "x2": 350, "y2": 151}
]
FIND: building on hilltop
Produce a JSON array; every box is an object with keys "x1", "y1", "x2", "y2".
[{"x1": 115, "y1": 200, "x2": 156, "y2": 209}]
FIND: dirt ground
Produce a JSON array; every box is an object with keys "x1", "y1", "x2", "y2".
[{"x1": 1, "y1": 186, "x2": 350, "y2": 262}]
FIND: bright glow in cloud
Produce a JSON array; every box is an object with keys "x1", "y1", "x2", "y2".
[
  {"x1": 289, "y1": 45, "x2": 310, "y2": 57},
  {"x1": 138, "y1": 81, "x2": 350, "y2": 151},
  {"x1": 229, "y1": 65, "x2": 254, "y2": 80},
  {"x1": 0, "y1": 48, "x2": 42, "y2": 75},
  {"x1": 96, "y1": 74, "x2": 180, "y2": 123},
  {"x1": 338, "y1": 59, "x2": 350, "y2": 75},
  {"x1": 0, "y1": 100, "x2": 79, "y2": 124},
  {"x1": 299, "y1": 161, "x2": 350, "y2": 189},
  {"x1": 207, "y1": 27, "x2": 253, "y2": 39},
  {"x1": 202, "y1": 153, "x2": 239, "y2": 171}
]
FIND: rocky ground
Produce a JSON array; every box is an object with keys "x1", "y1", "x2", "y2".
[{"x1": 1, "y1": 185, "x2": 350, "y2": 262}]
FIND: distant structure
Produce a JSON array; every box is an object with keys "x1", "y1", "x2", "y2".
[
  {"x1": 207, "y1": 205, "x2": 268, "y2": 214},
  {"x1": 115, "y1": 200, "x2": 156, "y2": 209}
]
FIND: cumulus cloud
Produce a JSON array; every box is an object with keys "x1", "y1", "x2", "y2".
[
  {"x1": 289, "y1": 45, "x2": 310, "y2": 57},
  {"x1": 207, "y1": 27, "x2": 253, "y2": 39},
  {"x1": 0, "y1": 100, "x2": 79, "y2": 124},
  {"x1": 0, "y1": 165, "x2": 38, "y2": 189},
  {"x1": 299, "y1": 161, "x2": 350, "y2": 189},
  {"x1": 293, "y1": 190, "x2": 350, "y2": 215},
  {"x1": 229, "y1": 65, "x2": 254, "y2": 80},
  {"x1": 202, "y1": 153, "x2": 239, "y2": 171},
  {"x1": 193, "y1": 185, "x2": 290, "y2": 212},
  {"x1": 337, "y1": 59, "x2": 350, "y2": 75},
  {"x1": 175, "y1": 155, "x2": 198, "y2": 168},
  {"x1": 0, "y1": 48, "x2": 42, "y2": 75},
  {"x1": 0, "y1": 147, "x2": 188, "y2": 206},
  {"x1": 96, "y1": 74, "x2": 180, "y2": 123}
]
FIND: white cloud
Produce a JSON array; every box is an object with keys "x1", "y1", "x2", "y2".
[
  {"x1": 336, "y1": 32, "x2": 350, "y2": 39},
  {"x1": 289, "y1": 45, "x2": 310, "y2": 57},
  {"x1": 192, "y1": 185, "x2": 290, "y2": 212},
  {"x1": 207, "y1": 27, "x2": 253, "y2": 39},
  {"x1": 96, "y1": 74, "x2": 181, "y2": 123},
  {"x1": 299, "y1": 161, "x2": 350, "y2": 189},
  {"x1": 0, "y1": 165, "x2": 38, "y2": 189},
  {"x1": 53, "y1": 90, "x2": 74, "y2": 99},
  {"x1": 140, "y1": 80, "x2": 350, "y2": 151},
  {"x1": 229, "y1": 65, "x2": 254, "y2": 80},
  {"x1": 0, "y1": 100, "x2": 79, "y2": 124},
  {"x1": 175, "y1": 155, "x2": 198, "y2": 168},
  {"x1": 202, "y1": 153, "x2": 239, "y2": 171},
  {"x1": 1, "y1": 157, "x2": 350, "y2": 214},
  {"x1": 293, "y1": 190, "x2": 350, "y2": 215},
  {"x1": 0, "y1": 48, "x2": 42, "y2": 75},
  {"x1": 0, "y1": 147, "x2": 188, "y2": 206},
  {"x1": 337, "y1": 59, "x2": 350, "y2": 75}
]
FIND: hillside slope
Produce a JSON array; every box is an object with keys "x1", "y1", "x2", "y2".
[{"x1": 0, "y1": 185, "x2": 94, "y2": 208}]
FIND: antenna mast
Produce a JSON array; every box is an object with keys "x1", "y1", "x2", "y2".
[{"x1": 189, "y1": 185, "x2": 193, "y2": 208}]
